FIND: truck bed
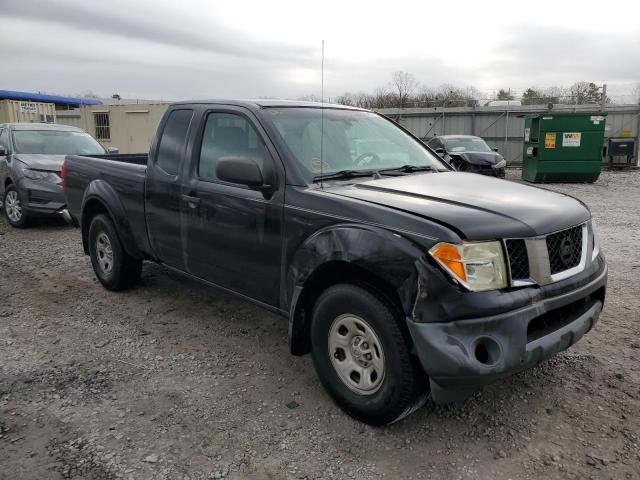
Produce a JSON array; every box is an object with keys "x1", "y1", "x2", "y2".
[
  {"x1": 64, "y1": 153, "x2": 151, "y2": 255},
  {"x1": 79, "y1": 153, "x2": 149, "y2": 165}
]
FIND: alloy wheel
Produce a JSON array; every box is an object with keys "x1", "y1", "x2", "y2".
[{"x1": 5, "y1": 190, "x2": 22, "y2": 222}]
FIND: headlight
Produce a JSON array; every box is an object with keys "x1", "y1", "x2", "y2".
[
  {"x1": 429, "y1": 241, "x2": 507, "y2": 291},
  {"x1": 23, "y1": 169, "x2": 61, "y2": 183},
  {"x1": 591, "y1": 219, "x2": 600, "y2": 261},
  {"x1": 492, "y1": 159, "x2": 506, "y2": 169}
]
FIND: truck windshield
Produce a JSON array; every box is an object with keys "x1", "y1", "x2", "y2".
[
  {"x1": 264, "y1": 108, "x2": 447, "y2": 182},
  {"x1": 12, "y1": 130, "x2": 105, "y2": 155}
]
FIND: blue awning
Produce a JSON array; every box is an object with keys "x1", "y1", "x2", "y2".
[{"x1": 0, "y1": 90, "x2": 103, "y2": 106}]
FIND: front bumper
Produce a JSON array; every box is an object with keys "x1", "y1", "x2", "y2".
[
  {"x1": 17, "y1": 177, "x2": 66, "y2": 216},
  {"x1": 407, "y1": 256, "x2": 607, "y2": 403},
  {"x1": 465, "y1": 164, "x2": 505, "y2": 177}
]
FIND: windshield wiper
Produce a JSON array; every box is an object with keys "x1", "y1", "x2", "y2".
[
  {"x1": 313, "y1": 169, "x2": 377, "y2": 182},
  {"x1": 377, "y1": 164, "x2": 439, "y2": 174}
]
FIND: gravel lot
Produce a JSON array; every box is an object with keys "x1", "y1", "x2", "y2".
[{"x1": 1, "y1": 169, "x2": 639, "y2": 480}]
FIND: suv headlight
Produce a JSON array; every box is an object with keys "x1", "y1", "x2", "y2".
[
  {"x1": 23, "y1": 169, "x2": 61, "y2": 183},
  {"x1": 429, "y1": 241, "x2": 507, "y2": 291},
  {"x1": 492, "y1": 159, "x2": 506, "y2": 169}
]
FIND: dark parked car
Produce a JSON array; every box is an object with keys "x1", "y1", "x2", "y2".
[
  {"x1": 427, "y1": 135, "x2": 506, "y2": 177},
  {"x1": 0, "y1": 123, "x2": 111, "y2": 227},
  {"x1": 62, "y1": 101, "x2": 606, "y2": 425}
]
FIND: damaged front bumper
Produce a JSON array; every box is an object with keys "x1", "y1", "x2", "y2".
[
  {"x1": 407, "y1": 256, "x2": 607, "y2": 403},
  {"x1": 17, "y1": 177, "x2": 66, "y2": 217}
]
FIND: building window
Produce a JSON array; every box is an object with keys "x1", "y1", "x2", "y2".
[{"x1": 94, "y1": 112, "x2": 111, "y2": 140}]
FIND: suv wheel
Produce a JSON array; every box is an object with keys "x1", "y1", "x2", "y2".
[
  {"x1": 3, "y1": 185, "x2": 28, "y2": 228},
  {"x1": 310, "y1": 283, "x2": 428, "y2": 426},
  {"x1": 88, "y1": 214, "x2": 142, "y2": 291}
]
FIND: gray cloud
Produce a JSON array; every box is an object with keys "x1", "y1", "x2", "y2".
[
  {"x1": 1, "y1": 2, "x2": 638, "y2": 101},
  {"x1": 490, "y1": 24, "x2": 640, "y2": 86},
  {"x1": 1, "y1": 0, "x2": 316, "y2": 63}
]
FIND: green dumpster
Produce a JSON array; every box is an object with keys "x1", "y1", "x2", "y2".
[{"x1": 522, "y1": 112, "x2": 606, "y2": 183}]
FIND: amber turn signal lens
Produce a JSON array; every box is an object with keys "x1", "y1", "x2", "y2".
[{"x1": 430, "y1": 243, "x2": 467, "y2": 282}]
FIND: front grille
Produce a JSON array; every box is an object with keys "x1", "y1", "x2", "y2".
[
  {"x1": 505, "y1": 223, "x2": 587, "y2": 285},
  {"x1": 546, "y1": 225, "x2": 583, "y2": 274},
  {"x1": 506, "y1": 239, "x2": 530, "y2": 280}
]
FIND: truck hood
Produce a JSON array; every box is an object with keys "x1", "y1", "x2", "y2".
[
  {"x1": 324, "y1": 172, "x2": 590, "y2": 240},
  {"x1": 13, "y1": 154, "x2": 66, "y2": 171}
]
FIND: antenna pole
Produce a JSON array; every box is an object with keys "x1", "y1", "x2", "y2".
[{"x1": 320, "y1": 40, "x2": 325, "y2": 189}]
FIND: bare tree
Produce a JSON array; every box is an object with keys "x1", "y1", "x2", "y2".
[
  {"x1": 354, "y1": 92, "x2": 373, "y2": 108},
  {"x1": 566, "y1": 82, "x2": 603, "y2": 104},
  {"x1": 81, "y1": 90, "x2": 100, "y2": 99},
  {"x1": 432, "y1": 84, "x2": 479, "y2": 107},
  {"x1": 390, "y1": 71, "x2": 419, "y2": 108},
  {"x1": 632, "y1": 83, "x2": 640, "y2": 105},
  {"x1": 521, "y1": 87, "x2": 560, "y2": 105},
  {"x1": 297, "y1": 94, "x2": 322, "y2": 102},
  {"x1": 496, "y1": 89, "x2": 514, "y2": 100}
]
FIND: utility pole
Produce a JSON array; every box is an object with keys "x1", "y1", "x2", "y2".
[{"x1": 601, "y1": 83, "x2": 607, "y2": 110}]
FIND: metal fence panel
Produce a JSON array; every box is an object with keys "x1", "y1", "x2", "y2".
[{"x1": 381, "y1": 104, "x2": 640, "y2": 165}]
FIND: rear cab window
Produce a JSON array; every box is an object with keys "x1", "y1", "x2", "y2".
[
  {"x1": 0, "y1": 128, "x2": 9, "y2": 152},
  {"x1": 156, "y1": 109, "x2": 194, "y2": 175}
]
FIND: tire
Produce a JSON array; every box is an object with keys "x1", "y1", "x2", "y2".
[
  {"x1": 3, "y1": 184, "x2": 29, "y2": 228},
  {"x1": 88, "y1": 214, "x2": 142, "y2": 291},
  {"x1": 310, "y1": 283, "x2": 428, "y2": 426}
]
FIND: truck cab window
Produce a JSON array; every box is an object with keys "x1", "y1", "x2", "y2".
[
  {"x1": 156, "y1": 109, "x2": 193, "y2": 175},
  {"x1": 0, "y1": 128, "x2": 9, "y2": 152},
  {"x1": 198, "y1": 113, "x2": 268, "y2": 182}
]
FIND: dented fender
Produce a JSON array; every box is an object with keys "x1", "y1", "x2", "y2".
[{"x1": 286, "y1": 223, "x2": 429, "y2": 354}]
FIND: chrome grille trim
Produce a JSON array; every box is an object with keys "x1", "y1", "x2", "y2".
[{"x1": 504, "y1": 222, "x2": 591, "y2": 287}]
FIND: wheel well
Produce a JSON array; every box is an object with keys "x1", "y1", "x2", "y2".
[
  {"x1": 290, "y1": 260, "x2": 405, "y2": 356},
  {"x1": 4, "y1": 178, "x2": 12, "y2": 188},
  {"x1": 81, "y1": 199, "x2": 110, "y2": 255}
]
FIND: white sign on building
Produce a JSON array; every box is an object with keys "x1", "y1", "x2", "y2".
[{"x1": 19, "y1": 102, "x2": 38, "y2": 114}]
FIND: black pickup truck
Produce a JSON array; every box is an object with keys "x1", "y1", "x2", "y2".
[{"x1": 62, "y1": 100, "x2": 607, "y2": 425}]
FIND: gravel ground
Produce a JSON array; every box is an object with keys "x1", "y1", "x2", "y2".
[{"x1": 1, "y1": 169, "x2": 639, "y2": 480}]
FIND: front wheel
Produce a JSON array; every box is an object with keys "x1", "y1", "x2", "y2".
[
  {"x1": 3, "y1": 185, "x2": 29, "y2": 228},
  {"x1": 88, "y1": 214, "x2": 142, "y2": 291},
  {"x1": 310, "y1": 284, "x2": 428, "y2": 426}
]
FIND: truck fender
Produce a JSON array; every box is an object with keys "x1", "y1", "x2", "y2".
[
  {"x1": 286, "y1": 224, "x2": 425, "y2": 355},
  {"x1": 80, "y1": 179, "x2": 143, "y2": 259}
]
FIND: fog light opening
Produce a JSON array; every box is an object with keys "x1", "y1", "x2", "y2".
[
  {"x1": 475, "y1": 343, "x2": 490, "y2": 364},
  {"x1": 473, "y1": 337, "x2": 501, "y2": 366}
]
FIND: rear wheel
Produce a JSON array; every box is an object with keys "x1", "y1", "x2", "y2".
[
  {"x1": 88, "y1": 214, "x2": 142, "y2": 291},
  {"x1": 310, "y1": 283, "x2": 428, "y2": 426},
  {"x1": 3, "y1": 185, "x2": 29, "y2": 228}
]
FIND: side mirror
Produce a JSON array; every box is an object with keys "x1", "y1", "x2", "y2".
[
  {"x1": 106, "y1": 146, "x2": 119, "y2": 154},
  {"x1": 492, "y1": 147, "x2": 499, "y2": 152},
  {"x1": 0, "y1": 146, "x2": 7, "y2": 156},
  {"x1": 216, "y1": 156, "x2": 268, "y2": 189},
  {"x1": 435, "y1": 147, "x2": 445, "y2": 155}
]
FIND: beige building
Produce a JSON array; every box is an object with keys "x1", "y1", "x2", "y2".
[
  {"x1": 0, "y1": 92, "x2": 169, "y2": 154},
  {"x1": 57, "y1": 102, "x2": 170, "y2": 154},
  {"x1": 0, "y1": 100, "x2": 57, "y2": 124}
]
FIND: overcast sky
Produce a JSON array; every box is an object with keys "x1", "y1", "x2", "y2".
[{"x1": 1, "y1": 0, "x2": 639, "y2": 102}]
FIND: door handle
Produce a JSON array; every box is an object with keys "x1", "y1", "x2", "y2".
[{"x1": 181, "y1": 194, "x2": 201, "y2": 206}]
